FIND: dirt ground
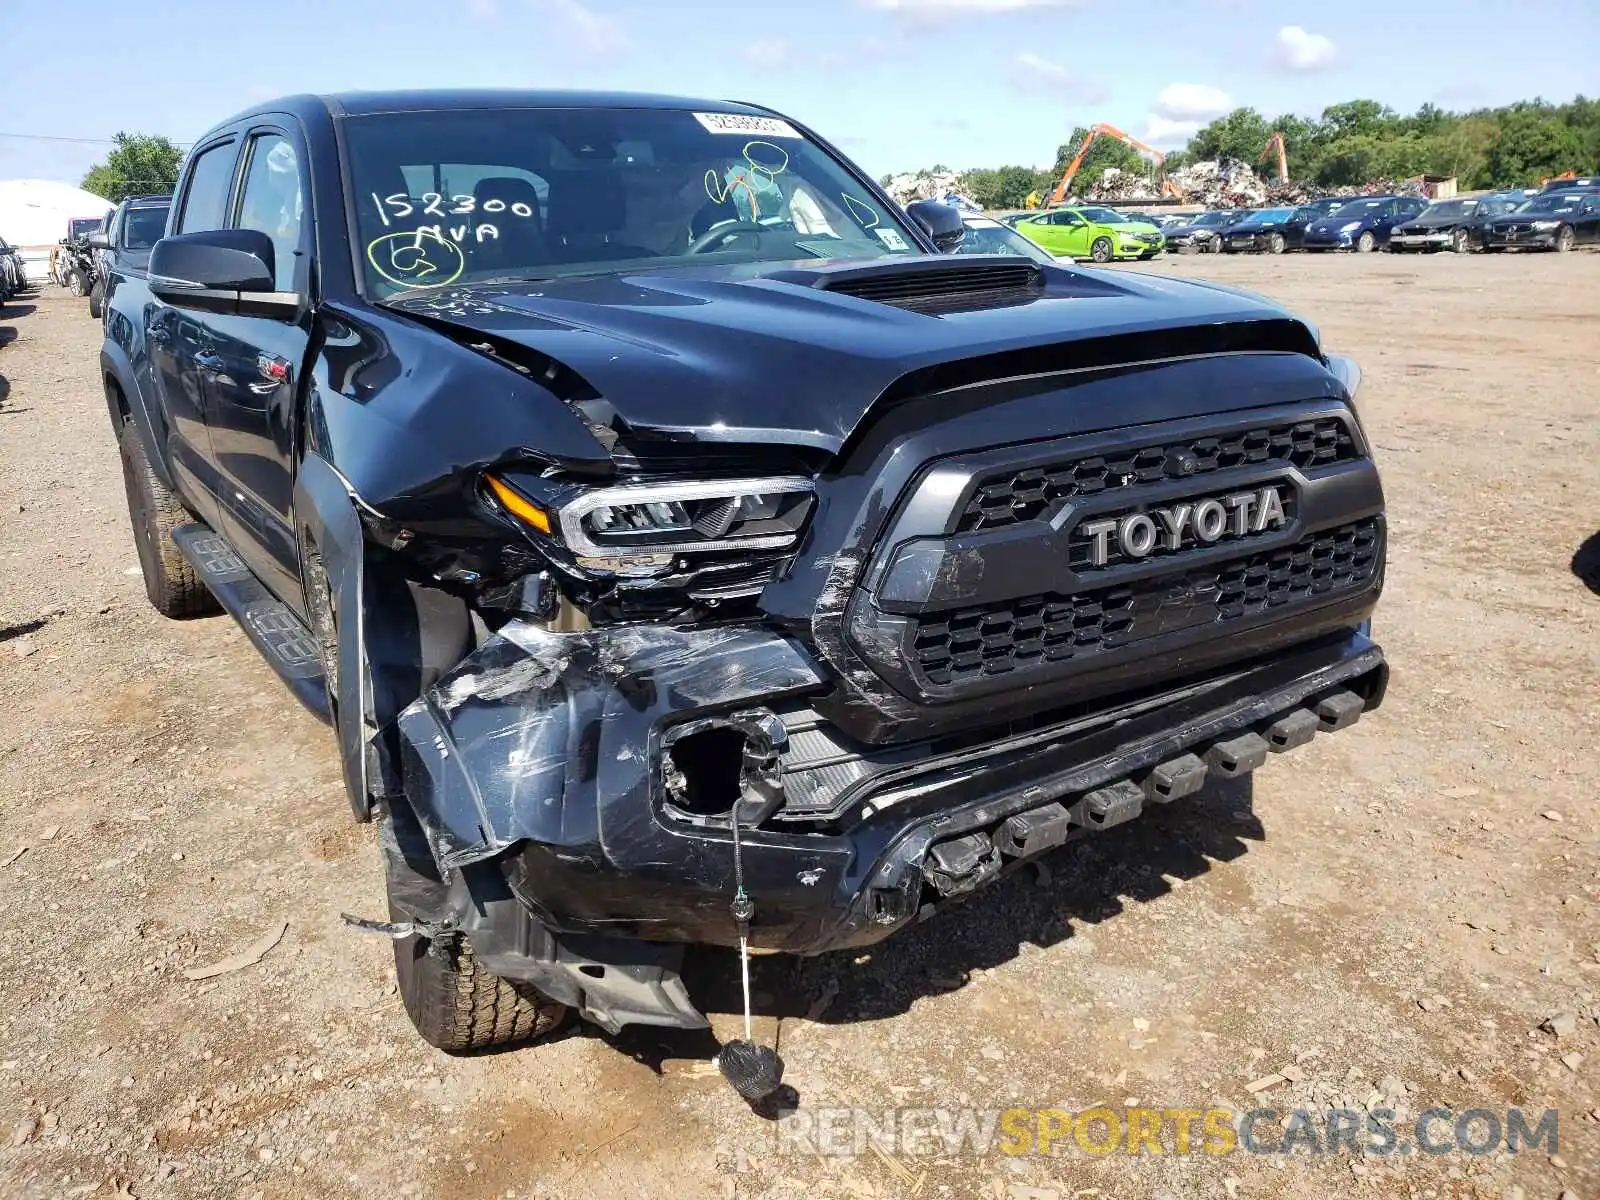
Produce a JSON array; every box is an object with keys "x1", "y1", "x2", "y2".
[{"x1": 1, "y1": 249, "x2": 1597, "y2": 1200}]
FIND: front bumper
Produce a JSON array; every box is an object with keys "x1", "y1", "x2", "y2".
[
  {"x1": 1301, "y1": 231, "x2": 1355, "y2": 250},
  {"x1": 1482, "y1": 227, "x2": 1556, "y2": 248},
  {"x1": 390, "y1": 619, "x2": 1387, "y2": 964},
  {"x1": 1389, "y1": 231, "x2": 1454, "y2": 250}
]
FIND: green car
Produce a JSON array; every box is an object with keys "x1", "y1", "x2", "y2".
[{"x1": 1014, "y1": 206, "x2": 1165, "y2": 263}]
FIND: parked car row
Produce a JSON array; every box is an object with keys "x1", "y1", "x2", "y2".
[
  {"x1": 0, "y1": 235, "x2": 27, "y2": 299},
  {"x1": 47, "y1": 196, "x2": 172, "y2": 321},
  {"x1": 1003, "y1": 178, "x2": 1600, "y2": 262}
]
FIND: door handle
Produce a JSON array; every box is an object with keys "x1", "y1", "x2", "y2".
[{"x1": 192, "y1": 351, "x2": 224, "y2": 373}]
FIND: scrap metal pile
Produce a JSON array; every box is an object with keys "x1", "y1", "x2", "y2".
[
  {"x1": 883, "y1": 170, "x2": 981, "y2": 212},
  {"x1": 1083, "y1": 160, "x2": 1431, "y2": 207}
]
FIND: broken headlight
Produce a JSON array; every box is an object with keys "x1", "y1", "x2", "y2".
[{"x1": 486, "y1": 473, "x2": 815, "y2": 576}]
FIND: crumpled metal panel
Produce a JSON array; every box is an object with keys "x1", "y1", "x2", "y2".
[{"x1": 392, "y1": 621, "x2": 826, "y2": 872}]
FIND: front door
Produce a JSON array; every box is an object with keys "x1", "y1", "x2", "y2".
[
  {"x1": 147, "y1": 135, "x2": 241, "y2": 528},
  {"x1": 201, "y1": 127, "x2": 313, "y2": 610},
  {"x1": 1576, "y1": 196, "x2": 1600, "y2": 244},
  {"x1": 1056, "y1": 212, "x2": 1094, "y2": 257}
]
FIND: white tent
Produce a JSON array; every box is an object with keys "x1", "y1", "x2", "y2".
[{"x1": 0, "y1": 179, "x2": 114, "y2": 249}]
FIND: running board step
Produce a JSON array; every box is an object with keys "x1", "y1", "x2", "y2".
[{"x1": 171, "y1": 523, "x2": 331, "y2": 724}]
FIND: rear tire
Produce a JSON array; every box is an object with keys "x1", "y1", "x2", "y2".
[
  {"x1": 392, "y1": 885, "x2": 567, "y2": 1054},
  {"x1": 117, "y1": 419, "x2": 220, "y2": 618},
  {"x1": 1089, "y1": 237, "x2": 1113, "y2": 264},
  {"x1": 1356, "y1": 231, "x2": 1376, "y2": 253}
]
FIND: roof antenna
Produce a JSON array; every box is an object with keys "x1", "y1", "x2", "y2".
[{"x1": 715, "y1": 802, "x2": 784, "y2": 1106}]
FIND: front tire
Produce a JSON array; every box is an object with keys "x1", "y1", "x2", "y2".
[
  {"x1": 1451, "y1": 228, "x2": 1471, "y2": 254},
  {"x1": 117, "y1": 419, "x2": 219, "y2": 618},
  {"x1": 88, "y1": 277, "x2": 105, "y2": 319},
  {"x1": 1267, "y1": 232, "x2": 1286, "y2": 254},
  {"x1": 1554, "y1": 225, "x2": 1575, "y2": 253},
  {"x1": 391, "y1": 881, "x2": 567, "y2": 1054},
  {"x1": 65, "y1": 269, "x2": 86, "y2": 297},
  {"x1": 1356, "y1": 231, "x2": 1376, "y2": 253},
  {"x1": 1090, "y1": 237, "x2": 1113, "y2": 264}
]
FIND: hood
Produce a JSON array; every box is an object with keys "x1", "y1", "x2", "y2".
[
  {"x1": 1309, "y1": 215, "x2": 1371, "y2": 233},
  {"x1": 1402, "y1": 211, "x2": 1472, "y2": 230},
  {"x1": 384, "y1": 256, "x2": 1311, "y2": 455}
]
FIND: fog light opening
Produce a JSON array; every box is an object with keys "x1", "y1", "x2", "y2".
[{"x1": 664, "y1": 727, "x2": 749, "y2": 816}]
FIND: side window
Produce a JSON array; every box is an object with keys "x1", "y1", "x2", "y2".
[
  {"x1": 177, "y1": 142, "x2": 239, "y2": 234},
  {"x1": 176, "y1": 144, "x2": 238, "y2": 233},
  {"x1": 235, "y1": 134, "x2": 305, "y2": 291}
]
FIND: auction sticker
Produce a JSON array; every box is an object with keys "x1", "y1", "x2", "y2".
[
  {"x1": 875, "y1": 228, "x2": 910, "y2": 251},
  {"x1": 694, "y1": 112, "x2": 802, "y2": 138}
]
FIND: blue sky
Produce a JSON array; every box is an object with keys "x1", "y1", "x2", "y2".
[{"x1": 2, "y1": 0, "x2": 1596, "y2": 183}]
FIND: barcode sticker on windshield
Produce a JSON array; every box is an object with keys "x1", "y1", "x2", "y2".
[{"x1": 693, "y1": 112, "x2": 802, "y2": 138}]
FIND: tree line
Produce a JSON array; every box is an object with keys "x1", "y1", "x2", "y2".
[{"x1": 925, "y1": 96, "x2": 1600, "y2": 211}]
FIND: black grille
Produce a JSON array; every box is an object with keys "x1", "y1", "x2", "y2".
[
  {"x1": 823, "y1": 263, "x2": 1041, "y2": 307},
  {"x1": 957, "y1": 418, "x2": 1355, "y2": 534},
  {"x1": 911, "y1": 521, "x2": 1379, "y2": 687}
]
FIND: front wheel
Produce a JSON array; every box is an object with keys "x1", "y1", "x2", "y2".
[
  {"x1": 88, "y1": 277, "x2": 105, "y2": 319},
  {"x1": 391, "y1": 881, "x2": 567, "y2": 1053},
  {"x1": 1356, "y1": 231, "x2": 1376, "y2": 253},
  {"x1": 1267, "y1": 232, "x2": 1287, "y2": 255},
  {"x1": 65, "y1": 269, "x2": 86, "y2": 297},
  {"x1": 1089, "y1": 237, "x2": 1114, "y2": 264},
  {"x1": 1554, "y1": 225, "x2": 1575, "y2": 253},
  {"x1": 1451, "y1": 228, "x2": 1471, "y2": 254}
]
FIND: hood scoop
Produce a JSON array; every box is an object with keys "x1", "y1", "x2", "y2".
[{"x1": 766, "y1": 255, "x2": 1045, "y2": 315}]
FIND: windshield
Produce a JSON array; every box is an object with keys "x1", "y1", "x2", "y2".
[
  {"x1": 1237, "y1": 208, "x2": 1292, "y2": 226},
  {"x1": 957, "y1": 220, "x2": 1055, "y2": 264},
  {"x1": 1190, "y1": 211, "x2": 1233, "y2": 227},
  {"x1": 124, "y1": 205, "x2": 169, "y2": 250},
  {"x1": 1075, "y1": 207, "x2": 1129, "y2": 224},
  {"x1": 1335, "y1": 199, "x2": 1386, "y2": 216},
  {"x1": 1419, "y1": 200, "x2": 1473, "y2": 219},
  {"x1": 1297, "y1": 199, "x2": 1344, "y2": 219},
  {"x1": 343, "y1": 107, "x2": 922, "y2": 297},
  {"x1": 69, "y1": 217, "x2": 103, "y2": 239},
  {"x1": 1522, "y1": 194, "x2": 1584, "y2": 214}
]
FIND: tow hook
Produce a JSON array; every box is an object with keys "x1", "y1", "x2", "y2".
[{"x1": 339, "y1": 912, "x2": 454, "y2": 941}]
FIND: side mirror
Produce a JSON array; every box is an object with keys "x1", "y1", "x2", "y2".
[
  {"x1": 905, "y1": 199, "x2": 966, "y2": 253},
  {"x1": 148, "y1": 229, "x2": 298, "y2": 318},
  {"x1": 86, "y1": 231, "x2": 111, "y2": 250}
]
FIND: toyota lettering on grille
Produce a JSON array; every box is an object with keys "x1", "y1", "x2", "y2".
[{"x1": 1077, "y1": 486, "x2": 1288, "y2": 568}]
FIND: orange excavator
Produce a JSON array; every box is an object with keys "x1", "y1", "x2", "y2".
[
  {"x1": 1048, "y1": 123, "x2": 1179, "y2": 205},
  {"x1": 1258, "y1": 132, "x2": 1289, "y2": 185}
]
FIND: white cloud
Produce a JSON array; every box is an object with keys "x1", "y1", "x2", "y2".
[
  {"x1": 1141, "y1": 117, "x2": 1203, "y2": 148},
  {"x1": 535, "y1": 0, "x2": 629, "y2": 54},
  {"x1": 867, "y1": 0, "x2": 1082, "y2": 22},
  {"x1": 1273, "y1": 25, "x2": 1337, "y2": 71},
  {"x1": 742, "y1": 38, "x2": 792, "y2": 68},
  {"x1": 1153, "y1": 83, "x2": 1234, "y2": 122},
  {"x1": 1011, "y1": 52, "x2": 1107, "y2": 102}
]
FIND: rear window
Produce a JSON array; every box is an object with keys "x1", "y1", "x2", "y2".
[{"x1": 123, "y1": 206, "x2": 169, "y2": 249}]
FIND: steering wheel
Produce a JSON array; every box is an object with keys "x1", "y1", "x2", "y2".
[{"x1": 685, "y1": 220, "x2": 770, "y2": 255}]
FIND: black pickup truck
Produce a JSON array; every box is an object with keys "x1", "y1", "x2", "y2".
[
  {"x1": 101, "y1": 90, "x2": 1387, "y2": 1054},
  {"x1": 86, "y1": 194, "x2": 171, "y2": 319}
]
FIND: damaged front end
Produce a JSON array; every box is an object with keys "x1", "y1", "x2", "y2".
[{"x1": 380, "y1": 611, "x2": 1386, "y2": 1033}]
